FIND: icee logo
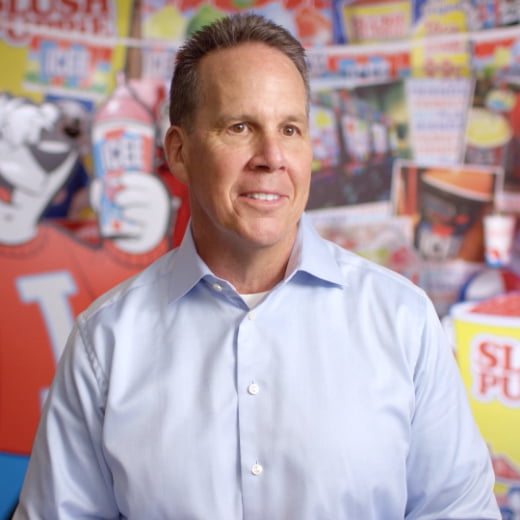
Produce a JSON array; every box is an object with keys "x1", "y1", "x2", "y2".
[
  {"x1": 471, "y1": 334, "x2": 520, "y2": 407},
  {"x1": 101, "y1": 133, "x2": 146, "y2": 172}
]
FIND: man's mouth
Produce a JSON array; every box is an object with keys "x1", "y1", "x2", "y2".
[{"x1": 245, "y1": 192, "x2": 281, "y2": 201}]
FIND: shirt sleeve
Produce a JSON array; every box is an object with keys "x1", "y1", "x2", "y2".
[
  {"x1": 13, "y1": 321, "x2": 119, "y2": 519},
  {"x1": 405, "y1": 297, "x2": 501, "y2": 520}
]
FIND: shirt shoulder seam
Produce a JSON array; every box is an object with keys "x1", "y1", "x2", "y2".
[{"x1": 77, "y1": 316, "x2": 108, "y2": 401}]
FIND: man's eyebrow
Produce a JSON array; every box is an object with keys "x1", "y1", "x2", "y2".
[
  {"x1": 213, "y1": 114, "x2": 246, "y2": 127},
  {"x1": 212, "y1": 111, "x2": 308, "y2": 130},
  {"x1": 283, "y1": 114, "x2": 308, "y2": 124}
]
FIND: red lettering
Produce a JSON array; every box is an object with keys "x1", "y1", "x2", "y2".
[
  {"x1": 7, "y1": 0, "x2": 107, "y2": 17},
  {"x1": 6, "y1": 0, "x2": 29, "y2": 15},
  {"x1": 503, "y1": 344, "x2": 520, "y2": 372},
  {"x1": 472, "y1": 337, "x2": 520, "y2": 404},
  {"x1": 58, "y1": 18, "x2": 75, "y2": 32},
  {"x1": 0, "y1": 0, "x2": 115, "y2": 45},
  {"x1": 90, "y1": 16, "x2": 111, "y2": 33},
  {"x1": 476, "y1": 341, "x2": 499, "y2": 369},
  {"x1": 32, "y1": 0, "x2": 53, "y2": 16},
  {"x1": 61, "y1": 0, "x2": 80, "y2": 15},
  {"x1": 5, "y1": 22, "x2": 35, "y2": 46},
  {"x1": 353, "y1": 13, "x2": 404, "y2": 40},
  {"x1": 477, "y1": 372, "x2": 499, "y2": 395},
  {"x1": 501, "y1": 373, "x2": 520, "y2": 401},
  {"x1": 85, "y1": 0, "x2": 109, "y2": 16}
]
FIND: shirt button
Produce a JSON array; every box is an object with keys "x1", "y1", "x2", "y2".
[
  {"x1": 212, "y1": 283, "x2": 223, "y2": 292},
  {"x1": 248, "y1": 310, "x2": 256, "y2": 320},
  {"x1": 251, "y1": 463, "x2": 263, "y2": 476},
  {"x1": 247, "y1": 383, "x2": 260, "y2": 395}
]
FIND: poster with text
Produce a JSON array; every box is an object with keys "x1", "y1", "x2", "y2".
[
  {"x1": 411, "y1": 0, "x2": 472, "y2": 77},
  {"x1": 406, "y1": 77, "x2": 474, "y2": 165},
  {"x1": 0, "y1": 0, "x2": 133, "y2": 103}
]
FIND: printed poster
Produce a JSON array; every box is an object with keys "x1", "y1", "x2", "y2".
[
  {"x1": 333, "y1": 0, "x2": 412, "y2": 44},
  {"x1": 392, "y1": 160, "x2": 502, "y2": 263},
  {"x1": 463, "y1": 72, "x2": 520, "y2": 212},
  {"x1": 0, "y1": 0, "x2": 133, "y2": 103},
  {"x1": 392, "y1": 160, "x2": 504, "y2": 315},
  {"x1": 471, "y1": 25, "x2": 520, "y2": 79},
  {"x1": 465, "y1": 0, "x2": 520, "y2": 30},
  {"x1": 406, "y1": 77, "x2": 474, "y2": 165},
  {"x1": 306, "y1": 80, "x2": 410, "y2": 215},
  {"x1": 307, "y1": 40, "x2": 411, "y2": 85},
  {"x1": 411, "y1": 0, "x2": 472, "y2": 77}
]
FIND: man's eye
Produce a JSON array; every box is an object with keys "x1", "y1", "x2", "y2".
[
  {"x1": 229, "y1": 123, "x2": 247, "y2": 134},
  {"x1": 283, "y1": 125, "x2": 298, "y2": 136}
]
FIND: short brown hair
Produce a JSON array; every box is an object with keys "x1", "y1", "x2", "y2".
[{"x1": 168, "y1": 13, "x2": 309, "y2": 130}]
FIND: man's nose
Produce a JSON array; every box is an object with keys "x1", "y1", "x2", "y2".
[{"x1": 248, "y1": 133, "x2": 285, "y2": 172}]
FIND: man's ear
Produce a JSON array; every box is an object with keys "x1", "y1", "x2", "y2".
[{"x1": 164, "y1": 125, "x2": 188, "y2": 184}]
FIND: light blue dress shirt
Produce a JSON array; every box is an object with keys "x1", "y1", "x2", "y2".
[{"x1": 15, "y1": 214, "x2": 500, "y2": 520}]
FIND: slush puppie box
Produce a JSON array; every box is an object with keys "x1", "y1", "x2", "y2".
[{"x1": 451, "y1": 292, "x2": 520, "y2": 514}]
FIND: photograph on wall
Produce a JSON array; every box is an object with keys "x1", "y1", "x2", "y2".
[
  {"x1": 392, "y1": 160, "x2": 503, "y2": 263},
  {"x1": 306, "y1": 79, "x2": 411, "y2": 215}
]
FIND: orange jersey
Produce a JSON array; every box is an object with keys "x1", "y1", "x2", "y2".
[{"x1": 0, "y1": 223, "x2": 168, "y2": 455}]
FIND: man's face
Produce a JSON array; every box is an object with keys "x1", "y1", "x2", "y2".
[{"x1": 167, "y1": 42, "x2": 312, "y2": 257}]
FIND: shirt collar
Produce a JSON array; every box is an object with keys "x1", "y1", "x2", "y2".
[
  {"x1": 166, "y1": 223, "x2": 213, "y2": 304},
  {"x1": 286, "y1": 212, "x2": 345, "y2": 288},
  {"x1": 166, "y1": 213, "x2": 345, "y2": 303}
]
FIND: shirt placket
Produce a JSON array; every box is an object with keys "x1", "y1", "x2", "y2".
[{"x1": 236, "y1": 306, "x2": 267, "y2": 519}]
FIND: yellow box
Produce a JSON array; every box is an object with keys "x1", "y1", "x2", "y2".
[{"x1": 451, "y1": 298, "x2": 520, "y2": 513}]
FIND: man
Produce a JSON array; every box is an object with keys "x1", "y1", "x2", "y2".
[{"x1": 14, "y1": 13, "x2": 500, "y2": 519}]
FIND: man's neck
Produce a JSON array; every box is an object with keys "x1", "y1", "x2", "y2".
[{"x1": 193, "y1": 231, "x2": 295, "y2": 294}]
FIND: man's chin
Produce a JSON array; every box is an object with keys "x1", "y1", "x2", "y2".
[{"x1": 235, "y1": 223, "x2": 297, "y2": 251}]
